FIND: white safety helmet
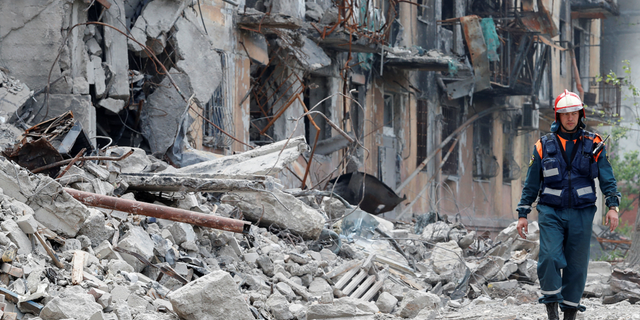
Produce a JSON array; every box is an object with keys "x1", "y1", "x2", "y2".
[{"x1": 553, "y1": 89, "x2": 585, "y2": 129}]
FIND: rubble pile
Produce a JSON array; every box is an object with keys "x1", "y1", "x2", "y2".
[
  {"x1": 0, "y1": 1, "x2": 636, "y2": 320},
  {"x1": 0, "y1": 129, "x2": 629, "y2": 320}
]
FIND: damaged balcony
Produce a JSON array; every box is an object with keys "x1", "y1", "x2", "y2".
[
  {"x1": 571, "y1": 0, "x2": 620, "y2": 17},
  {"x1": 440, "y1": 0, "x2": 557, "y2": 99}
]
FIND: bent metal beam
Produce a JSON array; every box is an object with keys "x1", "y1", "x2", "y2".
[{"x1": 64, "y1": 188, "x2": 251, "y2": 234}]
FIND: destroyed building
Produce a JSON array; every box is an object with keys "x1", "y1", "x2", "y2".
[
  {"x1": 0, "y1": 0, "x2": 623, "y2": 232},
  {"x1": 0, "y1": 0, "x2": 636, "y2": 319}
]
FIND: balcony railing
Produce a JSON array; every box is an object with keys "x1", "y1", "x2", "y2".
[{"x1": 586, "y1": 77, "x2": 622, "y2": 118}]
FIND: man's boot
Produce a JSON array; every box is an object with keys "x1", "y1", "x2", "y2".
[
  {"x1": 563, "y1": 308, "x2": 578, "y2": 320},
  {"x1": 545, "y1": 302, "x2": 559, "y2": 320}
]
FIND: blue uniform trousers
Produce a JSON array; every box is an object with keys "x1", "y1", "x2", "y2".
[{"x1": 537, "y1": 204, "x2": 596, "y2": 311}]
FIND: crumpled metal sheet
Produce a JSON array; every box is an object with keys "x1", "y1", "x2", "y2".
[
  {"x1": 460, "y1": 15, "x2": 491, "y2": 92},
  {"x1": 327, "y1": 172, "x2": 406, "y2": 215},
  {"x1": 519, "y1": 0, "x2": 559, "y2": 37}
]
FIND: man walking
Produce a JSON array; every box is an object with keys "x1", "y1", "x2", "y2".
[{"x1": 515, "y1": 90, "x2": 621, "y2": 320}]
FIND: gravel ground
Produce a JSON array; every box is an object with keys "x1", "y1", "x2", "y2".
[{"x1": 436, "y1": 297, "x2": 640, "y2": 320}]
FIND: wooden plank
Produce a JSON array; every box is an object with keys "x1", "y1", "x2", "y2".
[
  {"x1": 72, "y1": 251, "x2": 86, "y2": 285},
  {"x1": 34, "y1": 232, "x2": 64, "y2": 268}
]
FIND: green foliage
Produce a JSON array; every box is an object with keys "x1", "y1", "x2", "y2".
[
  {"x1": 607, "y1": 127, "x2": 640, "y2": 214},
  {"x1": 597, "y1": 60, "x2": 640, "y2": 126},
  {"x1": 594, "y1": 248, "x2": 628, "y2": 262},
  {"x1": 595, "y1": 61, "x2": 640, "y2": 218},
  {"x1": 618, "y1": 220, "x2": 634, "y2": 239}
]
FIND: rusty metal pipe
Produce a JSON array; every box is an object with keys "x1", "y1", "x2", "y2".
[{"x1": 64, "y1": 188, "x2": 251, "y2": 234}]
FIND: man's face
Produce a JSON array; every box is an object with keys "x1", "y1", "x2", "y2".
[{"x1": 558, "y1": 111, "x2": 580, "y2": 132}]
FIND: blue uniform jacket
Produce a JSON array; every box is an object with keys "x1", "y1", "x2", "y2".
[{"x1": 517, "y1": 128, "x2": 621, "y2": 219}]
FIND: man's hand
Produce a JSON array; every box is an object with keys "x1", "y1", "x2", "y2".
[
  {"x1": 605, "y1": 209, "x2": 619, "y2": 232},
  {"x1": 517, "y1": 217, "x2": 528, "y2": 239}
]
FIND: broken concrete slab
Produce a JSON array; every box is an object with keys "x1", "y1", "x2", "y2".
[
  {"x1": 289, "y1": 37, "x2": 332, "y2": 72},
  {"x1": 167, "y1": 270, "x2": 254, "y2": 320},
  {"x1": 0, "y1": 159, "x2": 90, "y2": 237},
  {"x1": 305, "y1": 1, "x2": 324, "y2": 21},
  {"x1": 1, "y1": 220, "x2": 32, "y2": 255},
  {"x1": 269, "y1": 0, "x2": 305, "y2": 20},
  {"x1": 238, "y1": 9, "x2": 304, "y2": 30},
  {"x1": 128, "y1": 0, "x2": 188, "y2": 53},
  {"x1": 222, "y1": 189, "x2": 324, "y2": 240},
  {"x1": 518, "y1": 259, "x2": 538, "y2": 282},
  {"x1": 104, "y1": 0, "x2": 129, "y2": 100},
  {"x1": 307, "y1": 297, "x2": 378, "y2": 319},
  {"x1": 78, "y1": 209, "x2": 116, "y2": 247},
  {"x1": 240, "y1": 31, "x2": 269, "y2": 65},
  {"x1": 16, "y1": 214, "x2": 38, "y2": 235},
  {"x1": 430, "y1": 240, "x2": 464, "y2": 275},
  {"x1": 98, "y1": 98, "x2": 125, "y2": 115},
  {"x1": 421, "y1": 221, "x2": 451, "y2": 242},
  {"x1": 397, "y1": 290, "x2": 440, "y2": 318},
  {"x1": 0, "y1": 72, "x2": 31, "y2": 121},
  {"x1": 40, "y1": 286, "x2": 103, "y2": 320},
  {"x1": 117, "y1": 226, "x2": 155, "y2": 272},
  {"x1": 172, "y1": 11, "x2": 222, "y2": 104},
  {"x1": 167, "y1": 222, "x2": 196, "y2": 245},
  {"x1": 470, "y1": 256, "x2": 505, "y2": 285},
  {"x1": 266, "y1": 292, "x2": 293, "y2": 320},
  {"x1": 140, "y1": 68, "x2": 192, "y2": 155},
  {"x1": 91, "y1": 56, "x2": 107, "y2": 98},
  {"x1": 588, "y1": 261, "x2": 612, "y2": 284},
  {"x1": 0, "y1": 0, "x2": 66, "y2": 92},
  {"x1": 178, "y1": 136, "x2": 308, "y2": 176}
]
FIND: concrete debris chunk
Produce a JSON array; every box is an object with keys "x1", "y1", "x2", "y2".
[
  {"x1": 1, "y1": 220, "x2": 31, "y2": 255},
  {"x1": 307, "y1": 296, "x2": 378, "y2": 319},
  {"x1": 104, "y1": 0, "x2": 129, "y2": 100},
  {"x1": 0, "y1": 159, "x2": 90, "y2": 237},
  {"x1": 167, "y1": 270, "x2": 254, "y2": 320},
  {"x1": 140, "y1": 68, "x2": 192, "y2": 155},
  {"x1": 376, "y1": 291, "x2": 398, "y2": 313},
  {"x1": 117, "y1": 226, "x2": 155, "y2": 272},
  {"x1": 78, "y1": 209, "x2": 116, "y2": 247},
  {"x1": 128, "y1": 0, "x2": 188, "y2": 49},
  {"x1": 98, "y1": 98, "x2": 125, "y2": 115},
  {"x1": 167, "y1": 222, "x2": 196, "y2": 245},
  {"x1": 172, "y1": 11, "x2": 222, "y2": 104},
  {"x1": 266, "y1": 292, "x2": 294, "y2": 319},
  {"x1": 223, "y1": 189, "x2": 324, "y2": 240},
  {"x1": 0, "y1": 71, "x2": 31, "y2": 121},
  {"x1": 430, "y1": 240, "x2": 464, "y2": 275},
  {"x1": 40, "y1": 286, "x2": 103, "y2": 320},
  {"x1": 397, "y1": 290, "x2": 440, "y2": 318},
  {"x1": 421, "y1": 221, "x2": 451, "y2": 242}
]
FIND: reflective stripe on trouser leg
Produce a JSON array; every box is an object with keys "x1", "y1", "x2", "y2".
[
  {"x1": 560, "y1": 206, "x2": 596, "y2": 312},
  {"x1": 537, "y1": 204, "x2": 566, "y2": 304}
]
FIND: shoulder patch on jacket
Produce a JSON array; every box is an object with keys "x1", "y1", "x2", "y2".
[{"x1": 529, "y1": 155, "x2": 534, "y2": 167}]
